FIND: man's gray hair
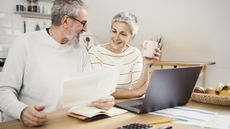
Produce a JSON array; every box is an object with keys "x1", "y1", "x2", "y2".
[
  {"x1": 112, "y1": 12, "x2": 139, "y2": 36},
  {"x1": 51, "y1": 0, "x2": 86, "y2": 26}
]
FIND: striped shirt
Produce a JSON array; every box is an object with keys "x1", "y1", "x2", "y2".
[{"x1": 89, "y1": 44, "x2": 143, "y2": 89}]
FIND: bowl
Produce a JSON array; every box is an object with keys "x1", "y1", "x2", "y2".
[{"x1": 191, "y1": 92, "x2": 230, "y2": 106}]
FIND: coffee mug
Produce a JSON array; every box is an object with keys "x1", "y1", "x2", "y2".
[{"x1": 142, "y1": 40, "x2": 158, "y2": 58}]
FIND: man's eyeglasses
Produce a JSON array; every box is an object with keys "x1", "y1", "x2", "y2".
[{"x1": 68, "y1": 16, "x2": 87, "y2": 27}]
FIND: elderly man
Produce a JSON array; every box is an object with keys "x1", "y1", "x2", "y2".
[{"x1": 0, "y1": 0, "x2": 114, "y2": 127}]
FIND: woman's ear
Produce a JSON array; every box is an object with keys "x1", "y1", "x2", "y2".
[{"x1": 130, "y1": 35, "x2": 135, "y2": 41}]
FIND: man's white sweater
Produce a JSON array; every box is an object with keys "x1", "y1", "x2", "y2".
[{"x1": 0, "y1": 29, "x2": 90, "y2": 121}]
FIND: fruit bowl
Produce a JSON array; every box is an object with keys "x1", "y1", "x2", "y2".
[{"x1": 191, "y1": 92, "x2": 230, "y2": 106}]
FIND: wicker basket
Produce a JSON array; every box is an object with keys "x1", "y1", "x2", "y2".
[{"x1": 191, "y1": 93, "x2": 230, "y2": 106}]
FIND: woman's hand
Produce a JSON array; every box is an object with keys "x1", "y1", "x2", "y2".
[{"x1": 92, "y1": 96, "x2": 115, "y2": 110}]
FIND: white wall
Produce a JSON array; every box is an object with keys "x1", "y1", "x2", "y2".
[
  {"x1": 0, "y1": 0, "x2": 51, "y2": 58},
  {"x1": 84, "y1": 0, "x2": 230, "y2": 87},
  {"x1": 0, "y1": 0, "x2": 25, "y2": 58},
  {"x1": 0, "y1": 0, "x2": 229, "y2": 87}
]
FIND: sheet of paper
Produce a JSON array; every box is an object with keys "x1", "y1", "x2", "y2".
[
  {"x1": 205, "y1": 114, "x2": 230, "y2": 129},
  {"x1": 62, "y1": 66, "x2": 120, "y2": 107},
  {"x1": 150, "y1": 106, "x2": 217, "y2": 127}
]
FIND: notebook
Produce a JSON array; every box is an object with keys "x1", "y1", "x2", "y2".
[
  {"x1": 68, "y1": 106, "x2": 127, "y2": 121},
  {"x1": 115, "y1": 66, "x2": 202, "y2": 114}
]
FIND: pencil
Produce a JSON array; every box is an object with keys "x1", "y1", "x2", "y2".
[{"x1": 148, "y1": 118, "x2": 172, "y2": 125}]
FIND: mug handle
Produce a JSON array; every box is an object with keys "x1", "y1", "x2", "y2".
[{"x1": 142, "y1": 41, "x2": 148, "y2": 49}]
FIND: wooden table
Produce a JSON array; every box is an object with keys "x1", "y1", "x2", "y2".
[
  {"x1": 1, "y1": 100, "x2": 229, "y2": 129},
  {"x1": 150, "y1": 61, "x2": 216, "y2": 87}
]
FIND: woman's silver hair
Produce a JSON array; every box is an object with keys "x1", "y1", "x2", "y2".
[
  {"x1": 112, "y1": 12, "x2": 139, "y2": 36},
  {"x1": 51, "y1": 0, "x2": 86, "y2": 26}
]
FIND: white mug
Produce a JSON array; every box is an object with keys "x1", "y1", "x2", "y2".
[{"x1": 142, "y1": 40, "x2": 158, "y2": 58}]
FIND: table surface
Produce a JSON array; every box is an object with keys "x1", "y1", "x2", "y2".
[
  {"x1": 1, "y1": 100, "x2": 229, "y2": 129},
  {"x1": 154, "y1": 61, "x2": 216, "y2": 66}
]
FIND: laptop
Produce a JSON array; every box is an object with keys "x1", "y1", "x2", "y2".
[{"x1": 115, "y1": 66, "x2": 202, "y2": 114}]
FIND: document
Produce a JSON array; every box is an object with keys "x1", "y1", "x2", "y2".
[
  {"x1": 205, "y1": 114, "x2": 230, "y2": 129},
  {"x1": 151, "y1": 106, "x2": 230, "y2": 129},
  {"x1": 62, "y1": 66, "x2": 120, "y2": 107},
  {"x1": 150, "y1": 107, "x2": 218, "y2": 127}
]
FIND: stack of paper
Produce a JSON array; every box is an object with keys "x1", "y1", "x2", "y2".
[{"x1": 150, "y1": 107, "x2": 230, "y2": 129}]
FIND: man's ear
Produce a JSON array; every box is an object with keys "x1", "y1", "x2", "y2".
[{"x1": 61, "y1": 15, "x2": 69, "y2": 27}]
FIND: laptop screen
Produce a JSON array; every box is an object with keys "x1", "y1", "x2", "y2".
[{"x1": 115, "y1": 66, "x2": 202, "y2": 114}]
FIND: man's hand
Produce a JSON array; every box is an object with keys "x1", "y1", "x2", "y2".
[
  {"x1": 92, "y1": 96, "x2": 115, "y2": 110},
  {"x1": 21, "y1": 105, "x2": 48, "y2": 127}
]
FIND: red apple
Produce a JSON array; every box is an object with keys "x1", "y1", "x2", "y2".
[{"x1": 193, "y1": 86, "x2": 205, "y2": 93}]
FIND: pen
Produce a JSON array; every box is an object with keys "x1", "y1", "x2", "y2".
[
  {"x1": 158, "y1": 36, "x2": 162, "y2": 44},
  {"x1": 174, "y1": 118, "x2": 188, "y2": 122},
  {"x1": 158, "y1": 37, "x2": 163, "y2": 50}
]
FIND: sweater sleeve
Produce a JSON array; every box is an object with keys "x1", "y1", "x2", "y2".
[{"x1": 0, "y1": 37, "x2": 28, "y2": 120}]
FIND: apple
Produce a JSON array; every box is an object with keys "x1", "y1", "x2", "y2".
[
  {"x1": 219, "y1": 90, "x2": 230, "y2": 96},
  {"x1": 205, "y1": 87, "x2": 216, "y2": 95},
  {"x1": 193, "y1": 86, "x2": 205, "y2": 94}
]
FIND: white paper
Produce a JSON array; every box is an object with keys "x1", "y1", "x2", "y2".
[
  {"x1": 62, "y1": 66, "x2": 120, "y2": 107},
  {"x1": 150, "y1": 106, "x2": 217, "y2": 127},
  {"x1": 205, "y1": 114, "x2": 230, "y2": 129}
]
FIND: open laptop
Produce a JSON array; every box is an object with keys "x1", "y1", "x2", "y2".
[{"x1": 115, "y1": 66, "x2": 202, "y2": 114}]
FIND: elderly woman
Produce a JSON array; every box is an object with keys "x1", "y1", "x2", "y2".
[{"x1": 89, "y1": 12, "x2": 161, "y2": 99}]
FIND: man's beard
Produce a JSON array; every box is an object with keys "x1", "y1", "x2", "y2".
[{"x1": 66, "y1": 32, "x2": 80, "y2": 44}]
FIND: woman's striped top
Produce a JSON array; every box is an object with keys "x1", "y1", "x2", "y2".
[{"x1": 89, "y1": 44, "x2": 143, "y2": 89}]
